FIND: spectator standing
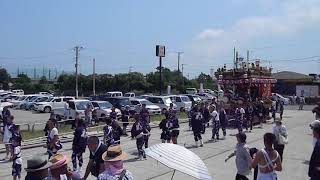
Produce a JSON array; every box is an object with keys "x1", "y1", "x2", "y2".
[
  {"x1": 235, "y1": 107, "x2": 245, "y2": 133},
  {"x1": 46, "y1": 119, "x2": 62, "y2": 159},
  {"x1": 2, "y1": 115, "x2": 14, "y2": 160},
  {"x1": 312, "y1": 102, "x2": 320, "y2": 120},
  {"x1": 308, "y1": 120, "x2": 320, "y2": 180},
  {"x1": 63, "y1": 102, "x2": 69, "y2": 120},
  {"x1": 84, "y1": 104, "x2": 92, "y2": 126},
  {"x1": 273, "y1": 120, "x2": 288, "y2": 162},
  {"x1": 82, "y1": 136, "x2": 108, "y2": 180},
  {"x1": 48, "y1": 154, "x2": 73, "y2": 180},
  {"x1": 225, "y1": 133, "x2": 252, "y2": 180},
  {"x1": 121, "y1": 105, "x2": 130, "y2": 136},
  {"x1": 298, "y1": 95, "x2": 305, "y2": 110},
  {"x1": 98, "y1": 145, "x2": 133, "y2": 180},
  {"x1": 251, "y1": 133, "x2": 282, "y2": 180},
  {"x1": 1, "y1": 106, "x2": 11, "y2": 128},
  {"x1": 246, "y1": 103, "x2": 254, "y2": 132},
  {"x1": 219, "y1": 107, "x2": 228, "y2": 139},
  {"x1": 25, "y1": 156, "x2": 52, "y2": 180},
  {"x1": 210, "y1": 105, "x2": 220, "y2": 142},
  {"x1": 72, "y1": 119, "x2": 87, "y2": 171},
  {"x1": 256, "y1": 101, "x2": 264, "y2": 128},
  {"x1": 279, "y1": 102, "x2": 284, "y2": 120}
]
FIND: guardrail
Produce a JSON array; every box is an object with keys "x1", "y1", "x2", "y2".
[{"x1": 16, "y1": 123, "x2": 30, "y2": 131}]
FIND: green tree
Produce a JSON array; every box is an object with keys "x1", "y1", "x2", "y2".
[{"x1": 0, "y1": 68, "x2": 11, "y2": 89}]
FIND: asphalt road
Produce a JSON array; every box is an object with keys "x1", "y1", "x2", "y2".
[{"x1": 0, "y1": 108, "x2": 316, "y2": 180}]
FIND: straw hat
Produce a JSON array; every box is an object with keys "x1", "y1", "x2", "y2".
[
  {"x1": 49, "y1": 154, "x2": 70, "y2": 170},
  {"x1": 25, "y1": 156, "x2": 52, "y2": 172},
  {"x1": 102, "y1": 145, "x2": 128, "y2": 162}
]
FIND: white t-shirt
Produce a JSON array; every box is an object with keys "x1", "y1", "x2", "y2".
[
  {"x1": 239, "y1": 108, "x2": 245, "y2": 114},
  {"x1": 211, "y1": 111, "x2": 219, "y2": 121},
  {"x1": 13, "y1": 146, "x2": 22, "y2": 164},
  {"x1": 3, "y1": 124, "x2": 12, "y2": 144},
  {"x1": 49, "y1": 127, "x2": 59, "y2": 140}
]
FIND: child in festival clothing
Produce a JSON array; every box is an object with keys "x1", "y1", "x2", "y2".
[
  {"x1": 168, "y1": 111, "x2": 180, "y2": 144},
  {"x1": 159, "y1": 111, "x2": 171, "y2": 143},
  {"x1": 131, "y1": 114, "x2": 149, "y2": 160},
  {"x1": 103, "y1": 117, "x2": 115, "y2": 147},
  {"x1": 72, "y1": 119, "x2": 87, "y2": 171},
  {"x1": 10, "y1": 137, "x2": 22, "y2": 180}
]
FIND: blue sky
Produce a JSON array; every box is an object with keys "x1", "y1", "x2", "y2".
[{"x1": 0, "y1": 0, "x2": 319, "y2": 78}]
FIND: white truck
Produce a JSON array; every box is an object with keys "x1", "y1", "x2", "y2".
[
  {"x1": 34, "y1": 96, "x2": 75, "y2": 113},
  {"x1": 53, "y1": 99, "x2": 90, "y2": 120}
]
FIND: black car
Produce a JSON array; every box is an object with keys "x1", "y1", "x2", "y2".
[
  {"x1": 184, "y1": 94, "x2": 202, "y2": 106},
  {"x1": 104, "y1": 97, "x2": 136, "y2": 114}
]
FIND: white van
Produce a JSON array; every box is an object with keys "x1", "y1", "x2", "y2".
[
  {"x1": 106, "y1": 91, "x2": 123, "y2": 97},
  {"x1": 34, "y1": 96, "x2": 75, "y2": 113},
  {"x1": 12, "y1": 89, "x2": 24, "y2": 95},
  {"x1": 53, "y1": 99, "x2": 90, "y2": 120}
]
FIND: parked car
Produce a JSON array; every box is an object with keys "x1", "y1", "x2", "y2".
[
  {"x1": 104, "y1": 97, "x2": 136, "y2": 113},
  {"x1": 91, "y1": 101, "x2": 122, "y2": 119},
  {"x1": 9, "y1": 95, "x2": 26, "y2": 107},
  {"x1": 106, "y1": 91, "x2": 123, "y2": 97},
  {"x1": 39, "y1": 92, "x2": 53, "y2": 96},
  {"x1": 146, "y1": 96, "x2": 176, "y2": 112},
  {"x1": 11, "y1": 89, "x2": 24, "y2": 95},
  {"x1": 53, "y1": 99, "x2": 91, "y2": 120},
  {"x1": 24, "y1": 96, "x2": 50, "y2": 110},
  {"x1": 19, "y1": 95, "x2": 41, "y2": 109},
  {"x1": 170, "y1": 95, "x2": 192, "y2": 112},
  {"x1": 186, "y1": 88, "x2": 197, "y2": 94},
  {"x1": 34, "y1": 96, "x2": 75, "y2": 113},
  {"x1": 185, "y1": 94, "x2": 202, "y2": 106},
  {"x1": 196, "y1": 93, "x2": 215, "y2": 103},
  {"x1": 129, "y1": 98, "x2": 161, "y2": 115},
  {"x1": 272, "y1": 93, "x2": 290, "y2": 105},
  {"x1": 124, "y1": 92, "x2": 135, "y2": 97}
]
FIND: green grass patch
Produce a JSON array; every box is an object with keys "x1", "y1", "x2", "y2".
[{"x1": 21, "y1": 125, "x2": 74, "y2": 140}]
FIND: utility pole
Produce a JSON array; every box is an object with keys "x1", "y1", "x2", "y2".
[
  {"x1": 159, "y1": 56, "x2": 163, "y2": 95},
  {"x1": 49, "y1": 69, "x2": 51, "y2": 80},
  {"x1": 246, "y1": 50, "x2": 250, "y2": 71},
  {"x1": 182, "y1": 64, "x2": 186, "y2": 87},
  {"x1": 34, "y1": 67, "x2": 36, "y2": 79},
  {"x1": 233, "y1": 47, "x2": 236, "y2": 95},
  {"x1": 93, "y1": 58, "x2": 96, "y2": 96},
  {"x1": 74, "y1": 46, "x2": 83, "y2": 99},
  {"x1": 176, "y1": 52, "x2": 183, "y2": 73}
]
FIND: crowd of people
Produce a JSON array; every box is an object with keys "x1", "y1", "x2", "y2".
[{"x1": 1, "y1": 99, "x2": 320, "y2": 180}]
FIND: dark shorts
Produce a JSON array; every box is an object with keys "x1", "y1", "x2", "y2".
[
  {"x1": 12, "y1": 163, "x2": 21, "y2": 177},
  {"x1": 160, "y1": 131, "x2": 171, "y2": 140},
  {"x1": 171, "y1": 130, "x2": 179, "y2": 138}
]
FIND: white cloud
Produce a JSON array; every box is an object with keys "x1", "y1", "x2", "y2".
[
  {"x1": 187, "y1": 0, "x2": 320, "y2": 66},
  {"x1": 196, "y1": 29, "x2": 224, "y2": 40}
]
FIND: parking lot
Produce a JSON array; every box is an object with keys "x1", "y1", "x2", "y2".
[{"x1": 0, "y1": 108, "x2": 317, "y2": 180}]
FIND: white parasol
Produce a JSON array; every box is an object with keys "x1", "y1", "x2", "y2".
[{"x1": 145, "y1": 143, "x2": 212, "y2": 180}]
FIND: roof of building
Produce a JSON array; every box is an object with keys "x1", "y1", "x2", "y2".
[{"x1": 272, "y1": 71, "x2": 313, "y2": 80}]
